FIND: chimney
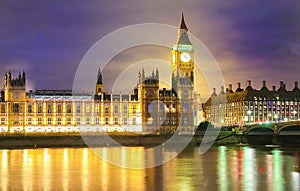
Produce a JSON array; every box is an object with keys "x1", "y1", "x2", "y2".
[
  {"x1": 229, "y1": 84, "x2": 232, "y2": 92},
  {"x1": 221, "y1": 86, "x2": 224, "y2": 92},
  {"x1": 280, "y1": 81, "x2": 284, "y2": 88},
  {"x1": 272, "y1": 86, "x2": 276, "y2": 91},
  {"x1": 283, "y1": 83, "x2": 286, "y2": 90},
  {"x1": 247, "y1": 80, "x2": 251, "y2": 87},
  {"x1": 237, "y1": 82, "x2": 241, "y2": 89},
  {"x1": 295, "y1": 81, "x2": 298, "y2": 88},
  {"x1": 213, "y1": 88, "x2": 216, "y2": 94},
  {"x1": 263, "y1": 80, "x2": 266, "y2": 87}
]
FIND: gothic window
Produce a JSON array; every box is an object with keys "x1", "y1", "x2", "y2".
[
  {"x1": 57, "y1": 104, "x2": 62, "y2": 114},
  {"x1": 183, "y1": 104, "x2": 188, "y2": 113},
  {"x1": 148, "y1": 103, "x2": 153, "y2": 113},
  {"x1": 183, "y1": 116, "x2": 188, "y2": 125},
  {"x1": 67, "y1": 104, "x2": 72, "y2": 113},
  {"x1": 67, "y1": 117, "x2": 71, "y2": 125},
  {"x1": 47, "y1": 104, "x2": 52, "y2": 113},
  {"x1": 76, "y1": 117, "x2": 80, "y2": 125},
  {"x1": 96, "y1": 117, "x2": 100, "y2": 125},
  {"x1": 38, "y1": 104, "x2": 42, "y2": 113},
  {"x1": 123, "y1": 104, "x2": 128, "y2": 113},
  {"x1": 58, "y1": 118, "x2": 62, "y2": 125},
  {"x1": 114, "y1": 105, "x2": 118, "y2": 114},
  {"x1": 28, "y1": 104, "x2": 32, "y2": 113},
  {"x1": 47, "y1": 117, "x2": 52, "y2": 125},
  {"x1": 13, "y1": 103, "x2": 20, "y2": 114},
  {"x1": 76, "y1": 105, "x2": 81, "y2": 113},
  {"x1": 0, "y1": 104, "x2": 5, "y2": 113}
]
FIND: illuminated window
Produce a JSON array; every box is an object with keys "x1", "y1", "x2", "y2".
[
  {"x1": 47, "y1": 104, "x2": 52, "y2": 113},
  {"x1": 67, "y1": 104, "x2": 72, "y2": 113},
  {"x1": 95, "y1": 105, "x2": 100, "y2": 114},
  {"x1": 123, "y1": 105, "x2": 128, "y2": 113},
  {"x1": 0, "y1": 104, "x2": 5, "y2": 113},
  {"x1": 38, "y1": 117, "x2": 42, "y2": 125},
  {"x1": 86, "y1": 117, "x2": 90, "y2": 125},
  {"x1": 38, "y1": 104, "x2": 42, "y2": 113},
  {"x1": 67, "y1": 117, "x2": 71, "y2": 125},
  {"x1": 96, "y1": 117, "x2": 100, "y2": 125},
  {"x1": 105, "y1": 105, "x2": 109, "y2": 114},
  {"x1": 172, "y1": 116, "x2": 176, "y2": 125},
  {"x1": 133, "y1": 105, "x2": 136, "y2": 114},
  {"x1": 148, "y1": 103, "x2": 153, "y2": 113},
  {"x1": 133, "y1": 118, "x2": 136, "y2": 125},
  {"x1": 28, "y1": 117, "x2": 32, "y2": 125},
  {"x1": 183, "y1": 116, "x2": 188, "y2": 125},
  {"x1": 47, "y1": 117, "x2": 52, "y2": 125},
  {"x1": 28, "y1": 104, "x2": 32, "y2": 113},
  {"x1": 114, "y1": 117, "x2": 118, "y2": 125},
  {"x1": 58, "y1": 118, "x2": 62, "y2": 125},
  {"x1": 166, "y1": 104, "x2": 170, "y2": 112},
  {"x1": 124, "y1": 117, "x2": 127, "y2": 125},
  {"x1": 105, "y1": 117, "x2": 109, "y2": 125},
  {"x1": 13, "y1": 103, "x2": 20, "y2": 114},
  {"x1": 86, "y1": 105, "x2": 90, "y2": 113},
  {"x1": 183, "y1": 104, "x2": 188, "y2": 113},
  {"x1": 76, "y1": 105, "x2": 81, "y2": 113},
  {"x1": 76, "y1": 117, "x2": 80, "y2": 125},
  {"x1": 114, "y1": 105, "x2": 118, "y2": 114},
  {"x1": 1, "y1": 118, "x2": 5, "y2": 125},
  {"x1": 57, "y1": 104, "x2": 62, "y2": 113}
]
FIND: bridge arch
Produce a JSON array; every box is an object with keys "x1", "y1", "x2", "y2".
[
  {"x1": 278, "y1": 125, "x2": 300, "y2": 135},
  {"x1": 246, "y1": 126, "x2": 275, "y2": 135}
]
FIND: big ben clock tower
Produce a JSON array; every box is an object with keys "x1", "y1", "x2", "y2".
[
  {"x1": 172, "y1": 11, "x2": 194, "y2": 92},
  {"x1": 172, "y1": 12, "x2": 195, "y2": 130}
]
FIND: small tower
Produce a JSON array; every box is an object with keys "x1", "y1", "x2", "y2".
[
  {"x1": 95, "y1": 68, "x2": 104, "y2": 95},
  {"x1": 4, "y1": 71, "x2": 26, "y2": 102}
]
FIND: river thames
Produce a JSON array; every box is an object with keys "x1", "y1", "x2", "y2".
[{"x1": 0, "y1": 145, "x2": 299, "y2": 191}]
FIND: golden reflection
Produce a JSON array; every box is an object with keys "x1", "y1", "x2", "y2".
[
  {"x1": 101, "y1": 148, "x2": 108, "y2": 191},
  {"x1": 43, "y1": 149, "x2": 51, "y2": 190},
  {"x1": 63, "y1": 148, "x2": 69, "y2": 191},
  {"x1": 81, "y1": 148, "x2": 89, "y2": 191},
  {"x1": 22, "y1": 150, "x2": 33, "y2": 191},
  {"x1": 1, "y1": 150, "x2": 8, "y2": 191}
]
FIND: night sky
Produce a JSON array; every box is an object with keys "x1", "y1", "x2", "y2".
[{"x1": 1, "y1": 0, "x2": 300, "y2": 100}]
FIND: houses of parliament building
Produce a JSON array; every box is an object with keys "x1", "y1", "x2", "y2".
[{"x1": 0, "y1": 13, "x2": 202, "y2": 133}]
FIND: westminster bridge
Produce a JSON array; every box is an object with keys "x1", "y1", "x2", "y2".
[{"x1": 242, "y1": 121, "x2": 300, "y2": 144}]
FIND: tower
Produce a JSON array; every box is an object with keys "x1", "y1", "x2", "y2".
[
  {"x1": 4, "y1": 71, "x2": 26, "y2": 102},
  {"x1": 95, "y1": 68, "x2": 104, "y2": 95},
  {"x1": 172, "y1": 11, "x2": 194, "y2": 91},
  {"x1": 171, "y1": 12, "x2": 195, "y2": 130}
]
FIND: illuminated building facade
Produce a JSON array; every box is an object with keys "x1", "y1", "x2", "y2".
[
  {"x1": 204, "y1": 80, "x2": 300, "y2": 126},
  {"x1": 0, "y1": 13, "x2": 201, "y2": 133}
]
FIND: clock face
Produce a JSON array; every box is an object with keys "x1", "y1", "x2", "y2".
[{"x1": 180, "y1": 52, "x2": 191, "y2": 62}]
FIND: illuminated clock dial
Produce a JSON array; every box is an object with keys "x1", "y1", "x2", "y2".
[{"x1": 180, "y1": 52, "x2": 191, "y2": 62}]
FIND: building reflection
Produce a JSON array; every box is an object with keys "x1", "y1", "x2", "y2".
[{"x1": 1, "y1": 146, "x2": 300, "y2": 190}]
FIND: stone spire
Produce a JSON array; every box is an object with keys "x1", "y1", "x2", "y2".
[
  {"x1": 180, "y1": 11, "x2": 188, "y2": 30},
  {"x1": 97, "y1": 67, "x2": 103, "y2": 84}
]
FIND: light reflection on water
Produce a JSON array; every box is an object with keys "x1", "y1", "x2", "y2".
[{"x1": 0, "y1": 146, "x2": 299, "y2": 190}]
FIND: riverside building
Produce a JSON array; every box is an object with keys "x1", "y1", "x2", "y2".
[
  {"x1": 203, "y1": 80, "x2": 300, "y2": 126},
  {"x1": 0, "y1": 13, "x2": 202, "y2": 133}
]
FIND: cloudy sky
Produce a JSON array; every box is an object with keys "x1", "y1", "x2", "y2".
[{"x1": 0, "y1": 0, "x2": 300, "y2": 100}]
